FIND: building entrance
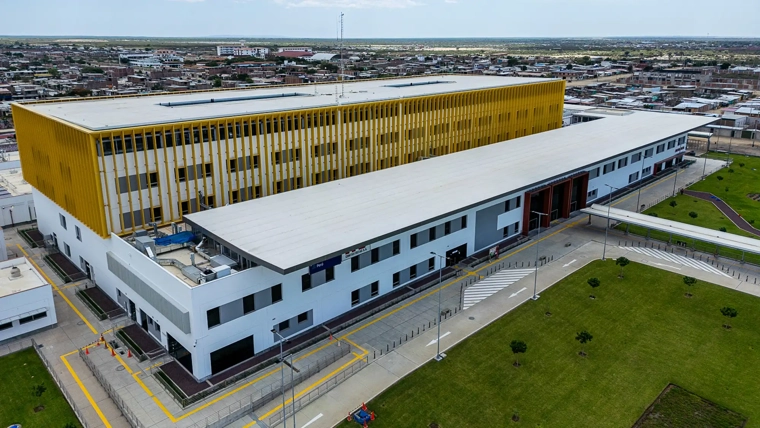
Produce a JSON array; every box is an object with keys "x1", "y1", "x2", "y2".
[
  {"x1": 522, "y1": 172, "x2": 589, "y2": 234},
  {"x1": 446, "y1": 244, "x2": 467, "y2": 266}
]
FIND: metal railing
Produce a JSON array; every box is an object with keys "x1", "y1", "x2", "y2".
[
  {"x1": 26, "y1": 339, "x2": 90, "y2": 428},
  {"x1": 180, "y1": 345, "x2": 353, "y2": 428},
  {"x1": 79, "y1": 346, "x2": 145, "y2": 428},
  {"x1": 267, "y1": 356, "x2": 369, "y2": 428}
]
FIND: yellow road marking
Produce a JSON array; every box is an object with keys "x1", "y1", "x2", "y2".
[
  {"x1": 17, "y1": 244, "x2": 98, "y2": 335},
  {"x1": 61, "y1": 353, "x2": 112, "y2": 428}
]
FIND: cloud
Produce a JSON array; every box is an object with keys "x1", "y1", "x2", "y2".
[
  {"x1": 274, "y1": 0, "x2": 424, "y2": 8},
  {"x1": 167, "y1": 0, "x2": 207, "y2": 2}
]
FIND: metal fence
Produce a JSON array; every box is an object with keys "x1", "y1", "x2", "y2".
[
  {"x1": 18, "y1": 339, "x2": 90, "y2": 428},
  {"x1": 179, "y1": 344, "x2": 353, "y2": 428},
  {"x1": 79, "y1": 347, "x2": 145, "y2": 428},
  {"x1": 267, "y1": 356, "x2": 369, "y2": 428}
]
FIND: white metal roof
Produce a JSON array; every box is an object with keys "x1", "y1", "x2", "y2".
[
  {"x1": 19, "y1": 76, "x2": 556, "y2": 131},
  {"x1": 183, "y1": 110, "x2": 715, "y2": 274},
  {"x1": 582, "y1": 204, "x2": 760, "y2": 255}
]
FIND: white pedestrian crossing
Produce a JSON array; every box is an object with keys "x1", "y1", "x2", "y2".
[
  {"x1": 620, "y1": 246, "x2": 730, "y2": 277},
  {"x1": 463, "y1": 269, "x2": 534, "y2": 310}
]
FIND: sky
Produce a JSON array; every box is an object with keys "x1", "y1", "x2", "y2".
[{"x1": 2, "y1": 0, "x2": 759, "y2": 39}]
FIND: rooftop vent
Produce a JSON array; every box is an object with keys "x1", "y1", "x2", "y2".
[
  {"x1": 384, "y1": 80, "x2": 454, "y2": 88},
  {"x1": 159, "y1": 92, "x2": 311, "y2": 108},
  {"x1": 10, "y1": 266, "x2": 21, "y2": 278}
]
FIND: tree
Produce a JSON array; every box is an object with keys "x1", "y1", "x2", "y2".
[
  {"x1": 212, "y1": 77, "x2": 222, "y2": 88},
  {"x1": 565, "y1": 63, "x2": 573, "y2": 70},
  {"x1": 720, "y1": 62, "x2": 731, "y2": 70},
  {"x1": 509, "y1": 340, "x2": 527, "y2": 367},
  {"x1": 506, "y1": 57, "x2": 519, "y2": 67},
  {"x1": 689, "y1": 211, "x2": 698, "y2": 219},
  {"x1": 587, "y1": 277, "x2": 600, "y2": 288},
  {"x1": 615, "y1": 257, "x2": 630, "y2": 278},
  {"x1": 48, "y1": 67, "x2": 60, "y2": 78},
  {"x1": 67, "y1": 88, "x2": 91, "y2": 97},
  {"x1": 683, "y1": 276, "x2": 697, "y2": 297},
  {"x1": 575, "y1": 330, "x2": 593, "y2": 356},
  {"x1": 720, "y1": 306, "x2": 737, "y2": 329},
  {"x1": 206, "y1": 60, "x2": 219, "y2": 67},
  {"x1": 32, "y1": 383, "x2": 46, "y2": 397},
  {"x1": 669, "y1": 200, "x2": 678, "y2": 207}
]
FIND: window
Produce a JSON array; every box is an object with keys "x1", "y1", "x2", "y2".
[
  {"x1": 410, "y1": 234, "x2": 418, "y2": 249},
  {"x1": 644, "y1": 148, "x2": 654, "y2": 158},
  {"x1": 0, "y1": 322, "x2": 11, "y2": 331},
  {"x1": 148, "y1": 172, "x2": 159, "y2": 188},
  {"x1": 428, "y1": 257, "x2": 435, "y2": 271},
  {"x1": 271, "y1": 284, "x2": 283, "y2": 303},
  {"x1": 152, "y1": 207, "x2": 163, "y2": 223},
  {"x1": 75, "y1": 226, "x2": 82, "y2": 242},
  {"x1": 618, "y1": 158, "x2": 628, "y2": 168},
  {"x1": 642, "y1": 166, "x2": 652, "y2": 176},
  {"x1": 603, "y1": 162, "x2": 615, "y2": 174},
  {"x1": 351, "y1": 256, "x2": 360, "y2": 272},
  {"x1": 461, "y1": 216, "x2": 467, "y2": 229},
  {"x1": 588, "y1": 167, "x2": 600, "y2": 180},
  {"x1": 628, "y1": 172, "x2": 640, "y2": 184},
  {"x1": 301, "y1": 273, "x2": 312, "y2": 291},
  {"x1": 667, "y1": 140, "x2": 675, "y2": 149},
  {"x1": 207, "y1": 307, "x2": 221, "y2": 328},
  {"x1": 393, "y1": 240, "x2": 400, "y2": 255},
  {"x1": 205, "y1": 163, "x2": 213, "y2": 177},
  {"x1": 243, "y1": 294, "x2": 255, "y2": 313},
  {"x1": 59, "y1": 214, "x2": 67, "y2": 229},
  {"x1": 278, "y1": 319, "x2": 290, "y2": 331},
  {"x1": 176, "y1": 167, "x2": 186, "y2": 182},
  {"x1": 444, "y1": 221, "x2": 451, "y2": 235},
  {"x1": 429, "y1": 227, "x2": 436, "y2": 241},
  {"x1": 631, "y1": 152, "x2": 642, "y2": 163},
  {"x1": 656, "y1": 144, "x2": 665, "y2": 154},
  {"x1": 19, "y1": 312, "x2": 46, "y2": 325},
  {"x1": 64, "y1": 243, "x2": 71, "y2": 258},
  {"x1": 155, "y1": 322, "x2": 160, "y2": 333},
  {"x1": 393, "y1": 272, "x2": 400, "y2": 287},
  {"x1": 351, "y1": 290, "x2": 360, "y2": 306},
  {"x1": 298, "y1": 312, "x2": 308, "y2": 324},
  {"x1": 678, "y1": 136, "x2": 686, "y2": 146},
  {"x1": 371, "y1": 248, "x2": 379, "y2": 263},
  {"x1": 326, "y1": 266, "x2": 335, "y2": 282},
  {"x1": 229, "y1": 158, "x2": 238, "y2": 173},
  {"x1": 587, "y1": 189, "x2": 598, "y2": 200},
  {"x1": 410, "y1": 265, "x2": 417, "y2": 279},
  {"x1": 370, "y1": 281, "x2": 379, "y2": 297}
]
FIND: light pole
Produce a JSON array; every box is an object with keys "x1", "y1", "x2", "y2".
[
  {"x1": 635, "y1": 151, "x2": 649, "y2": 212},
  {"x1": 290, "y1": 353, "x2": 295, "y2": 428},
  {"x1": 272, "y1": 329, "x2": 287, "y2": 428},
  {"x1": 671, "y1": 157, "x2": 680, "y2": 197},
  {"x1": 602, "y1": 184, "x2": 620, "y2": 261},
  {"x1": 429, "y1": 251, "x2": 446, "y2": 362},
  {"x1": 726, "y1": 134, "x2": 733, "y2": 166},
  {"x1": 531, "y1": 211, "x2": 548, "y2": 301}
]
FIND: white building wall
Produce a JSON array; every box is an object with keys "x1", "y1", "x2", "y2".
[{"x1": 0, "y1": 259, "x2": 56, "y2": 342}]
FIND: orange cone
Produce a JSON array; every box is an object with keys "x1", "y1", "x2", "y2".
[
  {"x1": 127, "y1": 349, "x2": 132, "y2": 358},
  {"x1": 111, "y1": 346, "x2": 115, "y2": 357},
  {"x1": 85, "y1": 346, "x2": 89, "y2": 355},
  {"x1": 329, "y1": 333, "x2": 333, "y2": 341},
  {"x1": 347, "y1": 413, "x2": 352, "y2": 422},
  {"x1": 100, "y1": 334, "x2": 104, "y2": 343},
  {"x1": 363, "y1": 422, "x2": 368, "y2": 428},
  {"x1": 362, "y1": 402, "x2": 367, "y2": 411},
  {"x1": 371, "y1": 411, "x2": 375, "y2": 421},
  {"x1": 96, "y1": 340, "x2": 100, "y2": 346}
]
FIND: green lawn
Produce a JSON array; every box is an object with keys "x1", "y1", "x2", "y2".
[
  {"x1": 341, "y1": 261, "x2": 760, "y2": 428},
  {"x1": 0, "y1": 348, "x2": 81, "y2": 428},
  {"x1": 689, "y1": 152, "x2": 760, "y2": 224},
  {"x1": 635, "y1": 384, "x2": 746, "y2": 427},
  {"x1": 642, "y1": 194, "x2": 755, "y2": 238}
]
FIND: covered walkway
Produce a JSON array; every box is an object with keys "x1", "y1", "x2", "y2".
[{"x1": 582, "y1": 204, "x2": 760, "y2": 261}]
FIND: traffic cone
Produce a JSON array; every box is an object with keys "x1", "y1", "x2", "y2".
[
  {"x1": 85, "y1": 346, "x2": 89, "y2": 355},
  {"x1": 362, "y1": 402, "x2": 367, "y2": 411},
  {"x1": 100, "y1": 334, "x2": 104, "y2": 343},
  {"x1": 363, "y1": 422, "x2": 368, "y2": 428},
  {"x1": 370, "y1": 411, "x2": 375, "y2": 421},
  {"x1": 127, "y1": 349, "x2": 132, "y2": 358},
  {"x1": 111, "y1": 346, "x2": 115, "y2": 357},
  {"x1": 347, "y1": 412, "x2": 352, "y2": 422},
  {"x1": 329, "y1": 333, "x2": 333, "y2": 341},
  {"x1": 96, "y1": 340, "x2": 100, "y2": 347}
]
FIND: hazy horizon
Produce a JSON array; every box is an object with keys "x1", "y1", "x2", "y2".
[{"x1": 2, "y1": 0, "x2": 759, "y2": 39}]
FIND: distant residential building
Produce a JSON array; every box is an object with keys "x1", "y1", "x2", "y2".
[
  {"x1": 216, "y1": 46, "x2": 270, "y2": 58},
  {"x1": 277, "y1": 47, "x2": 312, "y2": 53}
]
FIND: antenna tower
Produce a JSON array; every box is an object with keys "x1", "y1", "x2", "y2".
[{"x1": 340, "y1": 12, "x2": 345, "y2": 97}]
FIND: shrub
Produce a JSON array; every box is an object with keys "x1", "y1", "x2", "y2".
[
  {"x1": 669, "y1": 200, "x2": 677, "y2": 207},
  {"x1": 717, "y1": 176, "x2": 724, "y2": 181},
  {"x1": 588, "y1": 277, "x2": 600, "y2": 288},
  {"x1": 719, "y1": 227, "x2": 727, "y2": 232},
  {"x1": 739, "y1": 162, "x2": 745, "y2": 167},
  {"x1": 750, "y1": 219, "x2": 755, "y2": 225},
  {"x1": 728, "y1": 168, "x2": 735, "y2": 173},
  {"x1": 689, "y1": 211, "x2": 698, "y2": 218},
  {"x1": 649, "y1": 212, "x2": 659, "y2": 217}
]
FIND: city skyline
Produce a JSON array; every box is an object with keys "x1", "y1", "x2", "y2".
[{"x1": 2, "y1": 0, "x2": 759, "y2": 39}]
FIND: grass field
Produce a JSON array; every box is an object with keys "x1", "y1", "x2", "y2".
[
  {"x1": 642, "y1": 194, "x2": 755, "y2": 238},
  {"x1": 0, "y1": 348, "x2": 81, "y2": 428},
  {"x1": 340, "y1": 261, "x2": 760, "y2": 428},
  {"x1": 634, "y1": 384, "x2": 746, "y2": 427},
  {"x1": 689, "y1": 152, "x2": 760, "y2": 224}
]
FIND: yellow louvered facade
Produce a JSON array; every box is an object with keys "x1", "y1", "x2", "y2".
[{"x1": 13, "y1": 79, "x2": 565, "y2": 238}]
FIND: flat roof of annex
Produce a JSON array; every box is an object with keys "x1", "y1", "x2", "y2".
[
  {"x1": 19, "y1": 76, "x2": 559, "y2": 131},
  {"x1": 183, "y1": 110, "x2": 716, "y2": 275}
]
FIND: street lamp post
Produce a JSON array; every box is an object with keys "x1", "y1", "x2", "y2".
[
  {"x1": 726, "y1": 134, "x2": 733, "y2": 166},
  {"x1": 290, "y1": 353, "x2": 295, "y2": 428},
  {"x1": 531, "y1": 211, "x2": 548, "y2": 300},
  {"x1": 271, "y1": 329, "x2": 287, "y2": 428},
  {"x1": 671, "y1": 157, "x2": 680, "y2": 197},
  {"x1": 602, "y1": 184, "x2": 620, "y2": 261},
  {"x1": 429, "y1": 251, "x2": 446, "y2": 362}
]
